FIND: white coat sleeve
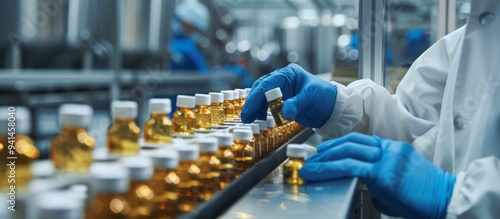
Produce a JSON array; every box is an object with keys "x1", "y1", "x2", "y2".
[
  {"x1": 314, "y1": 27, "x2": 464, "y2": 143},
  {"x1": 446, "y1": 156, "x2": 500, "y2": 218}
]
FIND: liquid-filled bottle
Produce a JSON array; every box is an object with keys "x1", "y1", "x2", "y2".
[
  {"x1": 0, "y1": 107, "x2": 39, "y2": 192},
  {"x1": 231, "y1": 129, "x2": 254, "y2": 178},
  {"x1": 265, "y1": 88, "x2": 291, "y2": 126},
  {"x1": 150, "y1": 149, "x2": 180, "y2": 219},
  {"x1": 231, "y1": 90, "x2": 241, "y2": 118},
  {"x1": 172, "y1": 95, "x2": 196, "y2": 135},
  {"x1": 51, "y1": 104, "x2": 94, "y2": 173},
  {"x1": 213, "y1": 133, "x2": 235, "y2": 189},
  {"x1": 221, "y1": 91, "x2": 235, "y2": 120},
  {"x1": 283, "y1": 144, "x2": 306, "y2": 185},
  {"x1": 242, "y1": 123, "x2": 260, "y2": 163},
  {"x1": 120, "y1": 156, "x2": 154, "y2": 218},
  {"x1": 194, "y1": 94, "x2": 212, "y2": 130},
  {"x1": 175, "y1": 145, "x2": 201, "y2": 214},
  {"x1": 254, "y1": 120, "x2": 269, "y2": 159},
  {"x1": 107, "y1": 101, "x2": 141, "y2": 156},
  {"x1": 144, "y1": 98, "x2": 172, "y2": 144},
  {"x1": 236, "y1": 89, "x2": 247, "y2": 110},
  {"x1": 36, "y1": 191, "x2": 83, "y2": 219},
  {"x1": 266, "y1": 116, "x2": 276, "y2": 155},
  {"x1": 196, "y1": 138, "x2": 221, "y2": 201},
  {"x1": 208, "y1": 92, "x2": 224, "y2": 126}
]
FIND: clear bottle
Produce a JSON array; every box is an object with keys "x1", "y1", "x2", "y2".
[
  {"x1": 213, "y1": 133, "x2": 235, "y2": 189},
  {"x1": 283, "y1": 144, "x2": 307, "y2": 185},
  {"x1": 231, "y1": 129, "x2": 254, "y2": 178},
  {"x1": 175, "y1": 145, "x2": 201, "y2": 214},
  {"x1": 265, "y1": 88, "x2": 291, "y2": 126},
  {"x1": 209, "y1": 92, "x2": 225, "y2": 126},
  {"x1": 120, "y1": 156, "x2": 154, "y2": 218},
  {"x1": 254, "y1": 120, "x2": 269, "y2": 159},
  {"x1": 0, "y1": 107, "x2": 39, "y2": 191},
  {"x1": 51, "y1": 104, "x2": 94, "y2": 173},
  {"x1": 197, "y1": 138, "x2": 221, "y2": 201},
  {"x1": 107, "y1": 101, "x2": 141, "y2": 156},
  {"x1": 172, "y1": 95, "x2": 196, "y2": 135},
  {"x1": 194, "y1": 94, "x2": 212, "y2": 130},
  {"x1": 231, "y1": 90, "x2": 241, "y2": 118},
  {"x1": 266, "y1": 116, "x2": 276, "y2": 155},
  {"x1": 86, "y1": 163, "x2": 131, "y2": 219},
  {"x1": 221, "y1": 90, "x2": 236, "y2": 120},
  {"x1": 150, "y1": 149, "x2": 180, "y2": 219},
  {"x1": 242, "y1": 123, "x2": 261, "y2": 163},
  {"x1": 36, "y1": 191, "x2": 83, "y2": 219},
  {"x1": 144, "y1": 98, "x2": 172, "y2": 144}
]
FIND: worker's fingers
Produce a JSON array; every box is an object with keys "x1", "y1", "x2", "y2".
[
  {"x1": 317, "y1": 133, "x2": 380, "y2": 153},
  {"x1": 372, "y1": 198, "x2": 400, "y2": 217},
  {"x1": 299, "y1": 159, "x2": 372, "y2": 182},
  {"x1": 281, "y1": 88, "x2": 309, "y2": 120},
  {"x1": 307, "y1": 142, "x2": 381, "y2": 163}
]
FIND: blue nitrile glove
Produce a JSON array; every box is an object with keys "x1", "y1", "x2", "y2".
[
  {"x1": 241, "y1": 63, "x2": 337, "y2": 128},
  {"x1": 300, "y1": 133, "x2": 456, "y2": 219}
]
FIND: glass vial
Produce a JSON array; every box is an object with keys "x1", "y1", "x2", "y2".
[
  {"x1": 242, "y1": 123, "x2": 260, "y2": 163},
  {"x1": 0, "y1": 107, "x2": 39, "y2": 191},
  {"x1": 209, "y1": 92, "x2": 224, "y2": 126},
  {"x1": 176, "y1": 145, "x2": 201, "y2": 214},
  {"x1": 51, "y1": 104, "x2": 94, "y2": 173},
  {"x1": 231, "y1": 129, "x2": 254, "y2": 178},
  {"x1": 236, "y1": 89, "x2": 247, "y2": 110},
  {"x1": 231, "y1": 90, "x2": 241, "y2": 118},
  {"x1": 150, "y1": 149, "x2": 180, "y2": 219},
  {"x1": 107, "y1": 101, "x2": 141, "y2": 156},
  {"x1": 172, "y1": 95, "x2": 196, "y2": 135},
  {"x1": 213, "y1": 133, "x2": 235, "y2": 189},
  {"x1": 36, "y1": 191, "x2": 83, "y2": 219},
  {"x1": 283, "y1": 144, "x2": 307, "y2": 185},
  {"x1": 255, "y1": 120, "x2": 269, "y2": 159},
  {"x1": 194, "y1": 94, "x2": 212, "y2": 130},
  {"x1": 221, "y1": 90, "x2": 235, "y2": 120},
  {"x1": 144, "y1": 98, "x2": 172, "y2": 144},
  {"x1": 266, "y1": 116, "x2": 276, "y2": 155},
  {"x1": 197, "y1": 138, "x2": 221, "y2": 201},
  {"x1": 265, "y1": 88, "x2": 291, "y2": 126},
  {"x1": 120, "y1": 156, "x2": 154, "y2": 218}
]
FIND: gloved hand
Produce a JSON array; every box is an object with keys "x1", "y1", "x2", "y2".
[
  {"x1": 300, "y1": 133, "x2": 456, "y2": 219},
  {"x1": 241, "y1": 63, "x2": 337, "y2": 128}
]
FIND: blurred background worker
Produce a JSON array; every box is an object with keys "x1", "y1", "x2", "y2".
[{"x1": 170, "y1": 0, "x2": 210, "y2": 73}]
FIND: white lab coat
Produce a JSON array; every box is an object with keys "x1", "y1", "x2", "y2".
[{"x1": 315, "y1": 0, "x2": 500, "y2": 217}]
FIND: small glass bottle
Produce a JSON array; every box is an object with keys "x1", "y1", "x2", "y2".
[
  {"x1": 231, "y1": 90, "x2": 241, "y2": 118},
  {"x1": 236, "y1": 89, "x2": 247, "y2": 110},
  {"x1": 197, "y1": 138, "x2": 221, "y2": 201},
  {"x1": 221, "y1": 90, "x2": 235, "y2": 120},
  {"x1": 51, "y1": 104, "x2": 94, "y2": 173},
  {"x1": 172, "y1": 95, "x2": 196, "y2": 135},
  {"x1": 213, "y1": 133, "x2": 235, "y2": 189},
  {"x1": 150, "y1": 149, "x2": 180, "y2": 219},
  {"x1": 175, "y1": 145, "x2": 201, "y2": 214},
  {"x1": 209, "y1": 92, "x2": 225, "y2": 126},
  {"x1": 266, "y1": 116, "x2": 276, "y2": 155},
  {"x1": 265, "y1": 88, "x2": 291, "y2": 126},
  {"x1": 283, "y1": 144, "x2": 307, "y2": 185},
  {"x1": 194, "y1": 94, "x2": 212, "y2": 130},
  {"x1": 120, "y1": 156, "x2": 154, "y2": 218},
  {"x1": 231, "y1": 129, "x2": 254, "y2": 178},
  {"x1": 86, "y1": 163, "x2": 131, "y2": 218},
  {"x1": 242, "y1": 123, "x2": 261, "y2": 163},
  {"x1": 0, "y1": 107, "x2": 39, "y2": 191},
  {"x1": 254, "y1": 120, "x2": 269, "y2": 159},
  {"x1": 107, "y1": 101, "x2": 141, "y2": 156},
  {"x1": 36, "y1": 191, "x2": 83, "y2": 219},
  {"x1": 144, "y1": 98, "x2": 172, "y2": 144}
]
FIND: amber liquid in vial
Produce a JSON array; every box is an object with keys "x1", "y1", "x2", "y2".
[
  {"x1": 231, "y1": 139, "x2": 254, "y2": 178},
  {"x1": 232, "y1": 99, "x2": 242, "y2": 118},
  {"x1": 251, "y1": 133, "x2": 261, "y2": 163},
  {"x1": 51, "y1": 126, "x2": 94, "y2": 173},
  {"x1": 269, "y1": 98, "x2": 291, "y2": 126},
  {"x1": 172, "y1": 107, "x2": 196, "y2": 135},
  {"x1": 107, "y1": 118, "x2": 140, "y2": 155},
  {"x1": 126, "y1": 180, "x2": 154, "y2": 218},
  {"x1": 0, "y1": 135, "x2": 39, "y2": 191},
  {"x1": 197, "y1": 152, "x2": 221, "y2": 201},
  {"x1": 259, "y1": 130, "x2": 269, "y2": 159},
  {"x1": 216, "y1": 146, "x2": 235, "y2": 189},
  {"x1": 150, "y1": 168, "x2": 179, "y2": 218},
  {"x1": 283, "y1": 157, "x2": 305, "y2": 185},
  {"x1": 86, "y1": 193, "x2": 131, "y2": 219},
  {"x1": 177, "y1": 161, "x2": 201, "y2": 213},
  {"x1": 266, "y1": 127, "x2": 275, "y2": 155},
  {"x1": 222, "y1": 100, "x2": 235, "y2": 120},
  {"x1": 210, "y1": 102, "x2": 224, "y2": 126},
  {"x1": 195, "y1": 105, "x2": 212, "y2": 130},
  {"x1": 144, "y1": 113, "x2": 172, "y2": 144}
]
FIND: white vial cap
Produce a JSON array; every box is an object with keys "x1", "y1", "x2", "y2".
[
  {"x1": 265, "y1": 87, "x2": 283, "y2": 102},
  {"x1": 149, "y1": 98, "x2": 171, "y2": 114},
  {"x1": 236, "y1": 89, "x2": 247, "y2": 98},
  {"x1": 176, "y1": 144, "x2": 200, "y2": 161},
  {"x1": 213, "y1": 133, "x2": 234, "y2": 147},
  {"x1": 59, "y1": 104, "x2": 93, "y2": 128},
  {"x1": 176, "y1": 95, "x2": 196, "y2": 108},
  {"x1": 233, "y1": 129, "x2": 253, "y2": 141},
  {"x1": 266, "y1": 116, "x2": 275, "y2": 128},
  {"x1": 221, "y1": 90, "x2": 234, "y2": 100},
  {"x1": 198, "y1": 137, "x2": 219, "y2": 152},
  {"x1": 209, "y1": 92, "x2": 223, "y2": 103},
  {"x1": 245, "y1": 88, "x2": 251, "y2": 96},
  {"x1": 195, "y1": 94, "x2": 211, "y2": 106},
  {"x1": 112, "y1": 101, "x2": 138, "y2": 119},
  {"x1": 232, "y1": 90, "x2": 240, "y2": 99},
  {"x1": 287, "y1": 144, "x2": 307, "y2": 158},
  {"x1": 243, "y1": 123, "x2": 259, "y2": 134},
  {"x1": 151, "y1": 149, "x2": 179, "y2": 169},
  {"x1": 90, "y1": 163, "x2": 129, "y2": 194},
  {"x1": 120, "y1": 156, "x2": 154, "y2": 181},
  {"x1": 0, "y1": 107, "x2": 31, "y2": 135},
  {"x1": 254, "y1": 120, "x2": 267, "y2": 131},
  {"x1": 267, "y1": 111, "x2": 272, "y2": 116},
  {"x1": 36, "y1": 191, "x2": 82, "y2": 219}
]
